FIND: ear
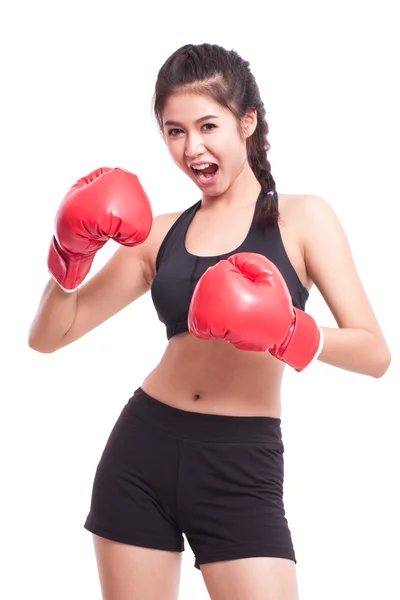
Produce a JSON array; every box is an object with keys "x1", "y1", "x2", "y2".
[{"x1": 242, "y1": 108, "x2": 258, "y2": 138}]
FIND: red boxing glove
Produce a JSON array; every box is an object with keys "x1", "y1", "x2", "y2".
[
  {"x1": 188, "y1": 252, "x2": 323, "y2": 371},
  {"x1": 48, "y1": 167, "x2": 152, "y2": 292}
]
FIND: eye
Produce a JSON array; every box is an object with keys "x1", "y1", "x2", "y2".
[
  {"x1": 202, "y1": 123, "x2": 217, "y2": 131},
  {"x1": 167, "y1": 128, "x2": 182, "y2": 137}
]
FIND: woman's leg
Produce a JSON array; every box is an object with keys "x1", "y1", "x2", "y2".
[
  {"x1": 201, "y1": 556, "x2": 298, "y2": 600},
  {"x1": 83, "y1": 392, "x2": 186, "y2": 598},
  {"x1": 92, "y1": 535, "x2": 182, "y2": 600}
]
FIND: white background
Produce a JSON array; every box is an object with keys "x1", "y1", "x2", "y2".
[{"x1": 2, "y1": 0, "x2": 399, "y2": 598}]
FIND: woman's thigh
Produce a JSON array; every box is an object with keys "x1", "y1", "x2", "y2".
[
  {"x1": 201, "y1": 556, "x2": 298, "y2": 600},
  {"x1": 92, "y1": 535, "x2": 183, "y2": 600}
]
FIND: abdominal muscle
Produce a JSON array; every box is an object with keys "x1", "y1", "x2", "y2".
[{"x1": 141, "y1": 333, "x2": 285, "y2": 417}]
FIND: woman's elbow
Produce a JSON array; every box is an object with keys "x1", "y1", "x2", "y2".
[
  {"x1": 28, "y1": 335, "x2": 59, "y2": 354},
  {"x1": 371, "y1": 347, "x2": 392, "y2": 378}
]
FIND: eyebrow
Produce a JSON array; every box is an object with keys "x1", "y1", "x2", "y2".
[{"x1": 163, "y1": 115, "x2": 219, "y2": 127}]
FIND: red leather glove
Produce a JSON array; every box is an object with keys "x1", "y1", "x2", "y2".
[
  {"x1": 48, "y1": 167, "x2": 152, "y2": 292},
  {"x1": 188, "y1": 252, "x2": 323, "y2": 371}
]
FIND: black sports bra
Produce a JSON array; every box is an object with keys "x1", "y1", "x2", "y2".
[{"x1": 151, "y1": 190, "x2": 309, "y2": 339}]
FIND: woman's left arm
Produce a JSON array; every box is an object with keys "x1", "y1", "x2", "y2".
[{"x1": 300, "y1": 194, "x2": 391, "y2": 378}]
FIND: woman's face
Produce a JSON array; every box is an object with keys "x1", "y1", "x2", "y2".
[{"x1": 162, "y1": 92, "x2": 255, "y2": 196}]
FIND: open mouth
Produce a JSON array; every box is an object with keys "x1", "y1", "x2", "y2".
[{"x1": 191, "y1": 163, "x2": 219, "y2": 184}]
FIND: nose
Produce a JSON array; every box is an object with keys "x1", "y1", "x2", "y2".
[{"x1": 184, "y1": 132, "x2": 205, "y2": 159}]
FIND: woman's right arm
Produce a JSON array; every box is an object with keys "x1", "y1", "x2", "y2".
[{"x1": 28, "y1": 212, "x2": 179, "y2": 353}]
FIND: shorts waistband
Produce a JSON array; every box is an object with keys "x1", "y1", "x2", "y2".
[{"x1": 125, "y1": 387, "x2": 283, "y2": 445}]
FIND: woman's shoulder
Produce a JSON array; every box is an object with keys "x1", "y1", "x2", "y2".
[
  {"x1": 278, "y1": 192, "x2": 328, "y2": 213},
  {"x1": 278, "y1": 192, "x2": 335, "y2": 231},
  {"x1": 153, "y1": 209, "x2": 185, "y2": 233}
]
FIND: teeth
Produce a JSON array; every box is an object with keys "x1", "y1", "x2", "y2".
[{"x1": 192, "y1": 163, "x2": 212, "y2": 170}]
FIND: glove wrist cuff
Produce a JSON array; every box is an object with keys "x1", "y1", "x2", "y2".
[
  {"x1": 47, "y1": 236, "x2": 93, "y2": 292},
  {"x1": 278, "y1": 309, "x2": 323, "y2": 372}
]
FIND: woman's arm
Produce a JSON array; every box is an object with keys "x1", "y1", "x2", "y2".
[
  {"x1": 300, "y1": 194, "x2": 391, "y2": 377},
  {"x1": 28, "y1": 279, "x2": 79, "y2": 353},
  {"x1": 28, "y1": 212, "x2": 179, "y2": 353},
  {"x1": 28, "y1": 242, "x2": 150, "y2": 354}
]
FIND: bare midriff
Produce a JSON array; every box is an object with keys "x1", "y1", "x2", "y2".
[{"x1": 141, "y1": 333, "x2": 285, "y2": 417}]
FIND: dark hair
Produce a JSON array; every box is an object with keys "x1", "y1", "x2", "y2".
[{"x1": 152, "y1": 43, "x2": 279, "y2": 227}]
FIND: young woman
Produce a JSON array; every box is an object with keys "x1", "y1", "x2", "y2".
[{"x1": 28, "y1": 43, "x2": 391, "y2": 600}]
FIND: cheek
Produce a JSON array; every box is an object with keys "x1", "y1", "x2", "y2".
[
  {"x1": 216, "y1": 131, "x2": 245, "y2": 160},
  {"x1": 166, "y1": 141, "x2": 184, "y2": 165},
  {"x1": 219, "y1": 144, "x2": 246, "y2": 171}
]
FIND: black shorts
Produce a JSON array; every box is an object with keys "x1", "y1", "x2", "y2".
[{"x1": 84, "y1": 387, "x2": 296, "y2": 570}]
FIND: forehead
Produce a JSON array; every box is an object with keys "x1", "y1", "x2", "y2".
[{"x1": 162, "y1": 92, "x2": 228, "y2": 124}]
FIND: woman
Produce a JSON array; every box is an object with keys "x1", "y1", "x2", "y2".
[{"x1": 28, "y1": 43, "x2": 391, "y2": 600}]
